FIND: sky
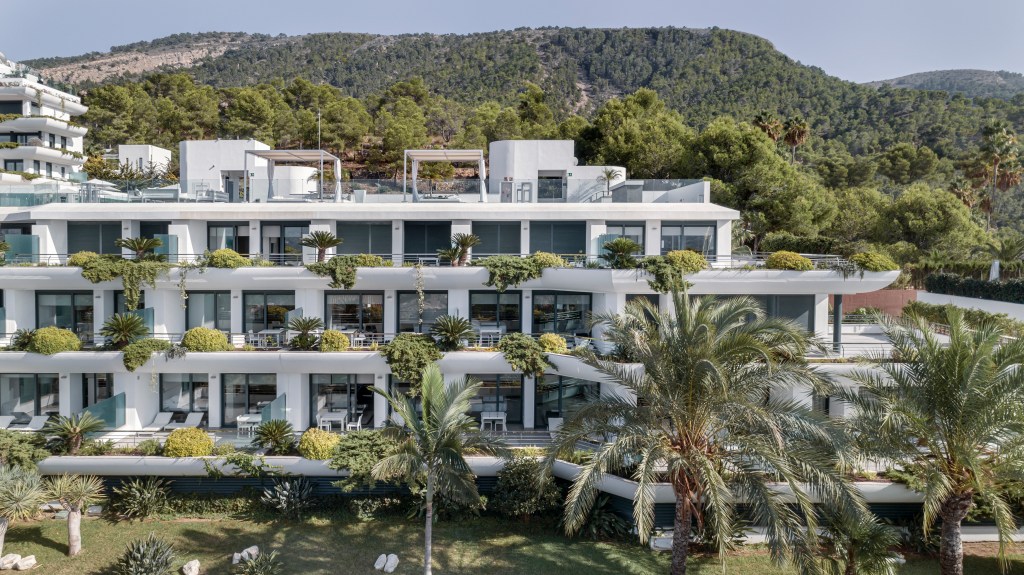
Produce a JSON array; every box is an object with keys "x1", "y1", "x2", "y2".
[{"x1": 3, "y1": 0, "x2": 1022, "y2": 83}]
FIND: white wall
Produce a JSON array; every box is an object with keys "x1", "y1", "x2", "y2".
[
  {"x1": 118, "y1": 145, "x2": 172, "y2": 172},
  {"x1": 918, "y1": 291, "x2": 1024, "y2": 322},
  {"x1": 178, "y1": 140, "x2": 269, "y2": 191}
]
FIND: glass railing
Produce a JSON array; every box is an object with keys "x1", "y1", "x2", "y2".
[
  {"x1": 261, "y1": 393, "x2": 287, "y2": 424},
  {"x1": 83, "y1": 392, "x2": 125, "y2": 429}
]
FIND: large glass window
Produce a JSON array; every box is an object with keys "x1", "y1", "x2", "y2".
[
  {"x1": 661, "y1": 222, "x2": 716, "y2": 255},
  {"x1": 82, "y1": 373, "x2": 112, "y2": 407},
  {"x1": 468, "y1": 374, "x2": 523, "y2": 424},
  {"x1": 325, "y1": 292, "x2": 384, "y2": 334},
  {"x1": 733, "y1": 295, "x2": 816, "y2": 333},
  {"x1": 338, "y1": 222, "x2": 392, "y2": 256},
  {"x1": 403, "y1": 221, "x2": 452, "y2": 260},
  {"x1": 397, "y1": 291, "x2": 447, "y2": 333},
  {"x1": 37, "y1": 291, "x2": 93, "y2": 340},
  {"x1": 221, "y1": 373, "x2": 276, "y2": 427},
  {"x1": 263, "y1": 222, "x2": 308, "y2": 265},
  {"x1": 535, "y1": 376, "x2": 600, "y2": 428},
  {"x1": 3, "y1": 160, "x2": 24, "y2": 172},
  {"x1": 603, "y1": 221, "x2": 645, "y2": 250},
  {"x1": 469, "y1": 291, "x2": 521, "y2": 333},
  {"x1": 67, "y1": 222, "x2": 120, "y2": 254},
  {"x1": 187, "y1": 292, "x2": 231, "y2": 332},
  {"x1": 0, "y1": 374, "x2": 59, "y2": 419},
  {"x1": 529, "y1": 221, "x2": 586, "y2": 255},
  {"x1": 537, "y1": 177, "x2": 565, "y2": 202},
  {"x1": 160, "y1": 374, "x2": 209, "y2": 413},
  {"x1": 309, "y1": 374, "x2": 374, "y2": 428},
  {"x1": 473, "y1": 222, "x2": 521, "y2": 256},
  {"x1": 114, "y1": 290, "x2": 145, "y2": 313},
  {"x1": 208, "y1": 222, "x2": 249, "y2": 253},
  {"x1": 532, "y1": 292, "x2": 592, "y2": 335},
  {"x1": 243, "y1": 292, "x2": 294, "y2": 334}
]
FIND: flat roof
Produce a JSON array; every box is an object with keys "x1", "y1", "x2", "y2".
[{"x1": 245, "y1": 149, "x2": 340, "y2": 162}]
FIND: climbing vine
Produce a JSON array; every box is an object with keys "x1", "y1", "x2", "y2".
[
  {"x1": 306, "y1": 254, "x2": 392, "y2": 289},
  {"x1": 415, "y1": 264, "x2": 425, "y2": 330},
  {"x1": 76, "y1": 253, "x2": 170, "y2": 310}
]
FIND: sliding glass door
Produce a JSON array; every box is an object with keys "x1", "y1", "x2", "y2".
[{"x1": 221, "y1": 374, "x2": 276, "y2": 427}]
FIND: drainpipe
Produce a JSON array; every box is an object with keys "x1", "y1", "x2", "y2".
[{"x1": 832, "y1": 294, "x2": 843, "y2": 353}]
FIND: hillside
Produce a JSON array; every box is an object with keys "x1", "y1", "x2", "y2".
[{"x1": 866, "y1": 69, "x2": 1024, "y2": 99}]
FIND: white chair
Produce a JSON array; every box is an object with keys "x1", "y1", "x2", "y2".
[
  {"x1": 11, "y1": 415, "x2": 49, "y2": 432},
  {"x1": 346, "y1": 417, "x2": 361, "y2": 431},
  {"x1": 164, "y1": 412, "x2": 205, "y2": 430},
  {"x1": 140, "y1": 412, "x2": 173, "y2": 433},
  {"x1": 0, "y1": 415, "x2": 15, "y2": 430}
]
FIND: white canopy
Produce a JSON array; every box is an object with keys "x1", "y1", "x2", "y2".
[{"x1": 403, "y1": 149, "x2": 486, "y2": 203}]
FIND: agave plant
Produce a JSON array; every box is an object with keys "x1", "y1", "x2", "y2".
[
  {"x1": 235, "y1": 550, "x2": 283, "y2": 575},
  {"x1": 430, "y1": 315, "x2": 475, "y2": 351},
  {"x1": 115, "y1": 237, "x2": 163, "y2": 260},
  {"x1": 112, "y1": 533, "x2": 176, "y2": 575},
  {"x1": 287, "y1": 316, "x2": 324, "y2": 350},
  {"x1": 101, "y1": 313, "x2": 148, "y2": 349},
  {"x1": 0, "y1": 466, "x2": 46, "y2": 557},
  {"x1": 252, "y1": 419, "x2": 295, "y2": 455},
  {"x1": 44, "y1": 412, "x2": 107, "y2": 455},
  {"x1": 260, "y1": 477, "x2": 315, "y2": 520},
  {"x1": 300, "y1": 231, "x2": 343, "y2": 263},
  {"x1": 110, "y1": 477, "x2": 171, "y2": 521}
]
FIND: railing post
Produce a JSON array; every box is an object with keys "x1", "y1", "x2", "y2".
[{"x1": 833, "y1": 294, "x2": 843, "y2": 353}]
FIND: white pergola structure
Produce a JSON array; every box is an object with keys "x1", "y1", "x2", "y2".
[
  {"x1": 244, "y1": 149, "x2": 342, "y2": 202},
  {"x1": 403, "y1": 149, "x2": 487, "y2": 203}
]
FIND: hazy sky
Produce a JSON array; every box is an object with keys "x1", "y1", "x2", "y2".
[{"x1": 4, "y1": 0, "x2": 1022, "y2": 83}]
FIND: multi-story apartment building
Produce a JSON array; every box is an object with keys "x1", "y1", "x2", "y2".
[
  {"x1": 0, "y1": 54, "x2": 87, "y2": 181},
  {"x1": 0, "y1": 139, "x2": 898, "y2": 435}
]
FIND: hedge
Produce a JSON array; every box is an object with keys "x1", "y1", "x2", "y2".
[
  {"x1": 924, "y1": 273, "x2": 1024, "y2": 304},
  {"x1": 903, "y1": 300, "x2": 1024, "y2": 338},
  {"x1": 163, "y1": 427, "x2": 213, "y2": 457},
  {"x1": 180, "y1": 327, "x2": 233, "y2": 351},
  {"x1": 850, "y1": 252, "x2": 900, "y2": 272},
  {"x1": 761, "y1": 232, "x2": 861, "y2": 257}
]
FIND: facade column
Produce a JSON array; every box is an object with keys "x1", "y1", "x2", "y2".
[
  {"x1": 208, "y1": 373, "x2": 223, "y2": 428},
  {"x1": 391, "y1": 220, "x2": 403, "y2": 265},
  {"x1": 833, "y1": 294, "x2": 843, "y2": 353},
  {"x1": 374, "y1": 375, "x2": 388, "y2": 429},
  {"x1": 522, "y1": 376, "x2": 535, "y2": 430}
]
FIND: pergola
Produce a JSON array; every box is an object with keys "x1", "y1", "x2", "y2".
[
  {"x1": 403, "y1": 149, "x2": 487, "y2": 203},
  {"x1": 244, "y1": 149, "x2": 342, "y2": 202}
]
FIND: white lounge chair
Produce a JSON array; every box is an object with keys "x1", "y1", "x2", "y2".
[
  {"x1": 140, "y1": 412, "x2": 174, "y2": 433},
  {"x1": 0, "y1": 415, "x2": 15, "y2": 429},
  {"x1": 163, "y1": 412, "x2": 205, "y2": 430},
  {"x1": 11, "y1": 415, "x2": 50, "y2": 432}
]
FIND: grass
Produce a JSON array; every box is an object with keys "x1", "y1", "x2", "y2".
[{"x1": 7, "y1": 514, "x2": 1024, "y2": 574}]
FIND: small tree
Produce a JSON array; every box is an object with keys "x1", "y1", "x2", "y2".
[
  {"x1": 437, "y1": 233, "x2": 481, "y2": 267},
  {"x1": 47, "y1": 474, "x2": 106, "y2": 556},
  {"x1": 100, "y1": 313, "x2": 148, "y2": 349},
  {"x1": 44, "y1": 412, "x2": 107, "y2": 455},
  {"x1": 287, "y1": 316, "x2": 324, "y2": 350},
  {"x1": 597, "y1": 167, "x2": 622, "y2": 196},
  {"x1": 0, "y1": 466, "x2": 46, "y2": 557},
  {"x1": 429, "y1": 315, "x2": 475, "y2": 351},
  {"x1": 115, "y1": 237, "x2": 163, "y2": 260},
  {"x1": 300, "y1": 231, "x2": 343, "y2": 263}
]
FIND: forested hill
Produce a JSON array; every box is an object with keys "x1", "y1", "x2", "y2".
[{"x1": 866, "y1": 70, "x2": 1024, "y2": 100}]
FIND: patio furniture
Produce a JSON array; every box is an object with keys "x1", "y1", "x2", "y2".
[
  {"x1": 548, "y1": 417, "x2": 564, "y2": 439},
  {"x1": 236, "y1": 414, "x2": 262, "y2": 436},
  {"x1": 317, "y1": 410, "x2": 348, "y2": 432},
  {"x1": 257, "y1": 329, "x2": 284, "y2": 348},
  {"x1": 140, "y1": 412, "x2": 174, "y2": 433},
  {"x1": 10, "y1": 415, "x2": 49, "y2": 432},
  {"x1": 0, "y1": 415, "x2": 15, "y2": 430},
  {"x1": 164, "y1": 412, "x2": 205, "y2": 430},
  {"x1": 480, "y1": 411, "x2": 507, "y2": 432}
]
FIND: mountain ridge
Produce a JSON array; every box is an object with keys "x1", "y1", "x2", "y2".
[{"x1": 866, "y1": 69, "x2": 1024, "y2": 99}]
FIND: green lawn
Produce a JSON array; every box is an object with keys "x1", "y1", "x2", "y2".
[{"x1": 6, "y1": 515, "x2": 1024, "y2": 574}]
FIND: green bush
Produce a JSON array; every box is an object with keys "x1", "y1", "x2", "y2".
[
  {"x1": 531, "y1": 251, "x2": 568, "y2": 269},
  {"x1": 765, "y1": 250, "x2": 814, "y2": 271},
  {"x1": 347, "y1": 253, "x2": 393, "y2": 267},
  {"x1": 903, "y1": 300, "x2": 1024, "y2": 338},
  {"x1": 491, "y1": 454, "x2": 563, "y2": 519},
  {"x1": 163, "y1": 427, "x2": 213, "y2": 458},
  {"x1": 665, "y1": 249, "x2": 708, "y2": 273},
  {"x1": 111, "y1": 533, "x2": 176, "y2": 575},
  {"x1": 479, "y1": 255, "x2": 544, "y2": 292},
  {"x1": 851, "y1": 252, "x2": 900, "y2": 272},
  {"x1": 639, "y1": 250, "x2": 706, "y2": 292},
  {"x1": 297, "y1": 428, "x2": 340, "y2": 460},
  {"x1": 318, "y1": 329, "x2": 350, "y2": 352},
  {"x1": 180, "y1": 327, "x2": 232, "y2": 352},
  {"x1": 924, "y1": 272, "x2": 1024, "y2": 304},
  {"x1": 538, "y1": 333, "x2": 568, "y2": 354},
  {"x1": 7, "y1": 329, "x2": 34, "y2": 351},
  {"x1": 206, "y1": 248, "x2": 249, "y2": 268},
  {"x1": 122, "y1": 338, "x2": 172, "y2": 372},
  {"x1": 329, "y1": 430, "x2": 400, "y2": 491},
  {"x1": 430, "y1": 315, "x2": 475, "y2": 351},
  {"x1": 380, "y1": 333, "x2": 443, "y2": 385},
  {"x1": 235, "y1": 550, "x2": 283, "y2": 575},
  {"x1": 252, "y1": 419, "x2": 295, "y2": 455},
  {"x1": 134, "y1": 439, "x2": 162, "y2": 456},
  {"x1": 761, "y1": 231, "x2": 860, "y2": 257},
  {"x1": 110, "y1": 477, "x2": 171, "y2": 521},
  {"x1": 29, "y1": 326, "x2": 81, "y2": 354},
  {"x1": 67, "y1": 251, "x2": 100, "y2": 267},
  {"x1": 0, "y1": 429, "x2": 49, "y2": 469},
  {"x1": 497, "y1": 332, "x2": 550, "y2": 378}
]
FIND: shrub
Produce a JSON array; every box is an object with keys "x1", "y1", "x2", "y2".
[
  {"x1": 180, "y1": 327, "x2": 232, "y2": 352},
  {"x1": 430, "y1": 315, "x2": 474, "y2": 351},
  {"x1": 67, "y1": 251, "x2": 100, "y2": 267},
  {"x1": 43, "y1": 412, "x2": 107, "y2": 455},
  {"x1": 110, "y1": 477, "x2": 171, "y2": 521},
  {"x1": 903, "y1": 300, "x2": 1024, "y2": 338},
  {"x1": 297, "y1": 428, "x2": 340, "y2": 460},
  {"x1": 111, "y1": 533, "x2": 176, "y2": 575},
  {"x1": 479, "y1": 255, "x2": 544, "y2": 292},
  {"x1": 318, "y1": 329, "x2": 350, "y2": 352},
  {"x1": 664, "y1": 249, "x2": 708, "y2": 274},
  {"x1": 122, "y1": 338, "x2": 172, "y2": 372},
  {"x1": 261, "y1": 477, "x2": 315, "y2": 520},
  {"x1": 924, "y1": 272, "x2": 1024, "y2": 304},
  {"x1": 286, "y1": 316, "x2": 324, "y2": 350},
  {"x1": 491, "y1": 454, "x2": 563, "y2": 520},
  {"x1": 577, "y1": 495, "x2": 632, "y2": 541},
  {"x1": 380, "y1": 333, "x2": 443, "y2": 385},
  {"x1": 497, "y1": 332, "x2": 550, "y2": 378},
  {"x1": 761, "y1": 231, "x2": 859, "y2": 257},
  {"x1": 538, "y1": 333, "x2": 568, "y2": 354},
  {"x1": 765, "y1": 250, "x2": 814, "y2": 271},
  {"x1": 8, "y1": 328, "x2": 34, "y2": 351},
  {"x1": 134, "y1": 439, "x2": 162, "y2": 456},
  {"x1": 163, "y1": 427, "x2": 213, "y2": 458},
  {"x1": 29, "y1": 326, "x2": 81, "y2": 354},
  {"x1": 0, "y1": 429, "x2": 49, "y2": 469},
  {"x1": 531, "y1": 251, "x2": 568, "y2": 269},
  {"x1": 640, "y1": 250, "x2": 707, "y2": 292},
  {"x1": 329, "y1": 430, "x2": 400, "y2": 491},
  {"x1": 347, "y1": 253, "x2": 392, "y2": 267},
  {"x1": 206, "y1": 248, "x2": 249, "y2": 268},
  {"x1": 252, "y1": 419, "x2": 295, "y2": 455},
  {"x1": 235, "y1": 550, "x2": 282, "y2": 575},
  {"x1": 851, "y1": 251, "x2": 900, "y2": 272},
  {"x1": 101, "y1": 313, "x2": 148, "y2": 349},
  {"x1": 599, "y1": 237, "x2": 643, "y2": 269}
]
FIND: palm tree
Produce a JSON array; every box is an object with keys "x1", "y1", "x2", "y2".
[
  {"x1": 547, "y1": 290, "x2": 863, "y2": 575},
  {"x1": 372, "y1": 364, "x2": 508, "y2": 575},
  {"x1": 949, "y1": 176, "x2": 978, "y2": 210},
  {"x1": 820, "y1": 507, "x2": 900, "y2": 575},
  {"x1": 783, "y1": 115, "x2": 810, "y2": 163},
  {"x1": 300, "y1": 231, "x2": 343, "y2": 263},
  {"x1": 0, "y1": 466, "x2": 46, "y2": 557},
  {"x1": 437, "y1": 233, "x2": 481, "y2": 267},
  {"x1": 597, "y1": 167, "x2": 623, "y2": 197},
  {"x1": 47, "y1": 474, "x2": 105, "y2": 556},
  {"x1": 973, "y1": 234, "x2": 1024, "y2": 280},
  {"x1": 44, "y1": 412, "x2": 107, "y2": 455},
  {"x1": 981, "y1": 121, "x2": 1019, "y2": 228},
  {"x1": 599, "y1": 237, "x2": 642, "y2": 269},
  {"x1": 287, "y1": 316, "x2": 325, "y2": 350},
  {"x1": 429, "y1": 315, "x2": 475, "y2": 351},
  {"x1": 841, "y1": 308, "x2": 1024, "y2": 575},
  {"x1": 114, "y1": 237, "x2": 163, "y2": 260},
  {"x1": 753, "y1": 110, "x2": 784, "y2": 143},
  {"x1": 100, "y1": 312, "x2": 148, "y2": 349}
]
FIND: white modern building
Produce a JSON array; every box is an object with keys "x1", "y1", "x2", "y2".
[
  {"x1": 0, "y1": 139, "x2": 898, "y2": 435},
  {"x1": 0, "y1": 53, "x2": 87, "y2": 181},
  {"x1": 117, "y1": 144, "x2": 172, "y2": 173}
]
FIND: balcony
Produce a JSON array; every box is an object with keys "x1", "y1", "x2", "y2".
[{"x1": 0, "y1": 115, "x2": 87, "y2": 137}]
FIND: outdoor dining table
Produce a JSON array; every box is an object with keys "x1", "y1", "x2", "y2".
[
  {"x1": 480, "y1": 411, "x2": 507, "y2": 432},
  {"x1": 257, "y1": 329, "x2": 284, "y2": 348},
  {"x1": 317, "y1": 409, "x2": 349, "y2": 431},
  {"x1": 236, "y1": 414, "x2": 262, "y2": 436}
]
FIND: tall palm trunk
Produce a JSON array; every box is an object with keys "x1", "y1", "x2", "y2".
[
  {"x1": 671, "y1": 484, "x2": 692, "y2": 575},
  {"x1": 424, "y1": 474, "x2": 434, "y2": 575},
  {"x1": 989, "y1": 161, "x2": 999, "y2": 232},
  {"x1": 0, "y1": 517, "x2": 8, "y2": 557},
  {"x1": 845, "y1": 547, "x2": 857, "y2": 575},
  {"x1": 67, "y1": 507, "x2": 83, "y2": 556},
  {"x1": 938, "y1": 493, "x2": 973, "y2": 575}
]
